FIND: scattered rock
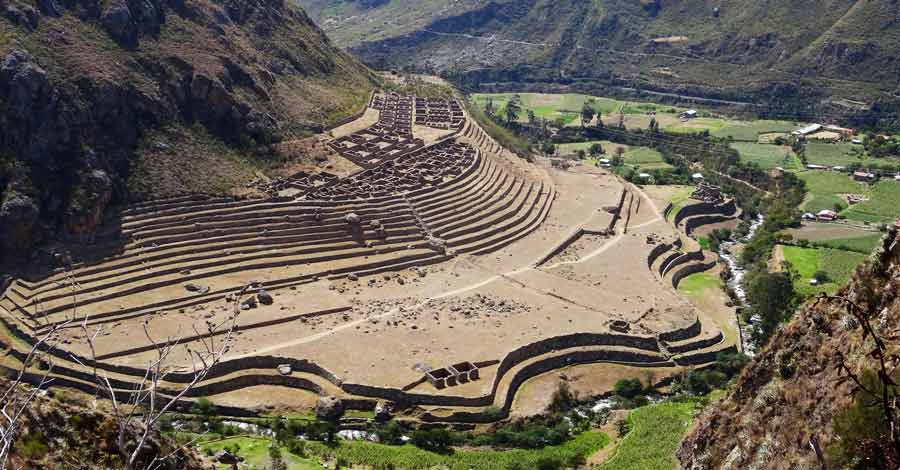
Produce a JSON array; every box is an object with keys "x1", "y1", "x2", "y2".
[
  {"x1": 257, "y1": 289, "x2": 274, "y2": 305},
  {"x1": 277, "y1": 364, "x2": 292, "y2": 375},
  {"x1": 374, "y1": 400, "x2": 391, "y2": 421}
]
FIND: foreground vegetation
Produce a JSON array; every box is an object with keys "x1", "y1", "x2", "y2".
[{"x1": 598, "y1": 399, "x2": 705, "y2": 470}]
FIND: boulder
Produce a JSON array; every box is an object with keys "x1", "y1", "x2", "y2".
[
  {"x1": 257, "y1": 288, "x2": 274, "y2": 305},
  {"x1": 101, "y1": 2, "x2": 134, "y2": 42},
  {"x1": 0, "y1": 190, "x2": 40, "y2": 257},
  {"x1": 277, "y1": 364, "x2": 292, "y2": 375},
  {"x1": 345, "y1": 213, "x2": 361, "y2": 225},
  {"x1": 315, "y1": 396, "x2": 344, "y2": 421}
]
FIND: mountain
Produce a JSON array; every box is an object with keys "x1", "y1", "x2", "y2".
[
  {"x1": 299, "y1": 0, "x2": 900, "y2": 106},
  {"x1": 0, "y1": 0, "x2": 377, "y2": 260},
  {"x1": 679, "y1": 230, "x2": 900, "y2": 469}
]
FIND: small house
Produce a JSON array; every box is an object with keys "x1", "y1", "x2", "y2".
[
  {"x1": 802, "y1": 213, "x2": 817, "y2": 221},
  {"x1": 691, "y1": 173, "x2": 705, "y2": 181},
  {"x1": 817, "y1": 209, "x2": 838, "y2": 221},
  {"x1": 824, "y1": 124, "x2": 855, "y2": 137},
  {"x1": 793, "y1": 124, "x2": 823, "y2": 136},
  {"x1": 894, "y1": 173, "x2": 900, "y2": 181},
  {"x1": 851, "y1": 138, "x2": 863, "y2": 145},
  {"x1": 853, "y1": 171, "x2": 876, "y2": 182},
  {"x1": 807, "y1": 164, "x2": 827, "y2": 170},
  {"x1": 679, "y1": 109, "x2": 698, "y2": 120},
  {"x1": 832, "y1": 166, "x2": 846, "y2": 172},
  {"x1": 638, "y1": 173, "x2": 653, "y2": 180},
  {"x1": 598, "y1": 158, "x2": 611, "y2": 165}
]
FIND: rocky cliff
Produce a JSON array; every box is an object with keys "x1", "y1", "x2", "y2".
[
  {"x1": 679, "y1": 229, "x2": 900, "y2": 469},
  {"x1": 0, "y1": 0, "x2": 377, "y2": 260}
]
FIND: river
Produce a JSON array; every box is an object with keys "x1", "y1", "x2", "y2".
[{"x1": 717, "y1": 215, "x2": 764, "y2": 356}]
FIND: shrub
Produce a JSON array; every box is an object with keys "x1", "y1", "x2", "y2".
[
  {"x1": 686, "y1": 371, "x2": 711, "y2": 395},
  {"x1": 410, "y1": 428, "x2": 454, "y2": 453},
  {"x1": 536, "y1": 456, "x2": 563, "y2": 470},
  {"x1": 613, "y1": 378, "x2": 644, "y2": 399},
  {"x1": 191, "y1": 397, "x2": 217, "y2": 417},
  {"x1": 483, "y1": 406, "x2": 505, "y2": 421},
  {"x1": 375, "y1": 421, "x2": 405, "y2": 446}
]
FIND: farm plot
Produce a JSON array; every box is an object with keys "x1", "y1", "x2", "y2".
[
  {"x1": 797, "y1": 171, "x2": 867, "y2": 214},
  {"x1": 844, "y1": 180, "x2": 900, "y2": 223},
  {"x1": 711, "y1": 121, "x2": 799, "y2": 141},
  {"x1": 805, "y1": 142, "x2": 865, "y2": 167},
  {"x1": 779, "y1": 245, "x2": 867, "y2": 296},
  {"x1": 730, "y1": 142, "x2": 799, "y2": 170}
]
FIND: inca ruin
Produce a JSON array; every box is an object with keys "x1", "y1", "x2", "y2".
[{"x1": 0, "y1": 93, "x2": 741, "y2": 423}]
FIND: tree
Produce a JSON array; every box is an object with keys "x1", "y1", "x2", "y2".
[
  {"x1": 505, "y1": 96, "x2": 522, "y2": 124},
  {"x1": 588, "y1": 143, "x2": 604, "y2": 158},
  {"x1": 613, "y1": 146, "x2": 626, "y2": 166},
  {"x1": 649, "y1": 117, "x2": 660, "y2": 133},
  {"x1": 548, "y1": 382, "x2": 577, "y2": 413},
  {"x1": 527, "y1": 109, "x2": 536, "y2": 125},
  {"x1": 541, "y1": 142, "x2": 557, "y2": 157},
  {"x1": 581, "y1": 102, "x2": 595, "y2": 127},
  {"x1": 485, "y1": 98, "x2": 495, "y2": 117},
  {"x1": 613, "y1": 378, "x2": 644, "y2": 399},
  {"x1": 410, "y1": 428, "x2": 453, "y2": 453},
  {"x1": 747, "y1": 272, "x2": 795, "y2": 345},
  {"x1": 576, "y1": 149, "x2": 586, "y2": 160}
]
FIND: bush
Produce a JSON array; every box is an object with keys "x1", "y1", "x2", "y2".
[
  {"x1": 483, "y1": 406, "x2": 505, "y2": 421},
  {"x1": 375, "y1": 421, "x2": 405, "y2": 446},
  {"x1": 191, "y1": 397, "x2": 217, "y2": 417},
  {"x1": 410, "y1": 428, "x2": 454, "y2": 453},
  {"x1": 686, "y1": 371, "x2": 711, "y2": 395},
  {"x1": 813, "y1": 270, "x2": 830, "y2": 283},
  {"x1": 536, "y1": 456, "x2": 563, "y2": 470},
  {"x1": 613, "y1": 378, "x2": 644, "y2": 399}
]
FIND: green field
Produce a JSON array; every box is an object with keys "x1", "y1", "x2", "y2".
[
  {"x1": 805, "y1": 142, "x2": 865, "y2": 167},
  {"x1": 711, "y1": 121, "x2": 799, "y2": 141},
  {"x1": 677, "y1": 272, "x2": 721, "y2": 297},
  {"x1": 780, "y1": 245, "x2": 867, "y2": 296},
  {"x1": 666, "y1": 186, "x2": 697, "y2": 222},
  {"x1": 730, "y1": 142, "x2": 799, "y2": 170},
  {"x1": 797, "y1": 171, "x2": 867, "y2": 214},
  {"x1": 202, "y1": 437, "x2": 323, "y2": 470},
  {"x1": 844, "y1": 180, "x2": 900, "y2": 223},
  {"x1": 559, "y1": 141, "x2": 672, "y2": 170},
  {"x1": 470, "y1": 93, "x2": 801, "y2": 139},
  {"x1": 811, "y1": 234, "x2": 883, "y2": 254},
  {"x1": 598, "y1": 400, "x2": 703, "y2": 470},
  {"x1": 304, "y1": 431, "x2": 609, "y2": 470}
]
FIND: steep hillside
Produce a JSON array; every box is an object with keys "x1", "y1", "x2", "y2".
[
  {"x1": 300, "y1": 0, "x2": 900, "y2": 106},
  {"x1": 0, "y1": 0, "x2": 378, "y2": 260},
  {"x1": 679, "y1": 229, "x2": 900, "y2": 469}
]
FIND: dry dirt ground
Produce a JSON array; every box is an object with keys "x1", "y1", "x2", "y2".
[{"x1": 2, "y1": 103, "x2": 733, "y2": 416}]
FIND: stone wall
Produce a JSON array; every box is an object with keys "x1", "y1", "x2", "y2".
[{"x1": 673, "y1": 199, "x2": 737, "y2": 227}]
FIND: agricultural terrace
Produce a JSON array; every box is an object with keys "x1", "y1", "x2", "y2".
[
  {"x1": 470, "y1": 93, "x2": 802, "y2": 141},
  {"x1": 776, "y1": 245, "x2": 868, "y2": 297},
  {"x1": 784, "y1": 222, "x2": 883, "y2": 254}
]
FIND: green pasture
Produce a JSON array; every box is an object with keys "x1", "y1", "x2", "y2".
[
  {"x1": 780, "y1": 245, "x2": 867, "y2": 296},
  {"x1": 730, "y1": 142, "x2": 799, "y2": 170}
]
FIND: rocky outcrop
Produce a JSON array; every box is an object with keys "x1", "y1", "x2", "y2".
[
  {"x1": 0, "y1": 0, "x2": 376, "y2": 262},
  {"x1": 679, "y1": 230, "x2": 900, "y2": 469}
]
